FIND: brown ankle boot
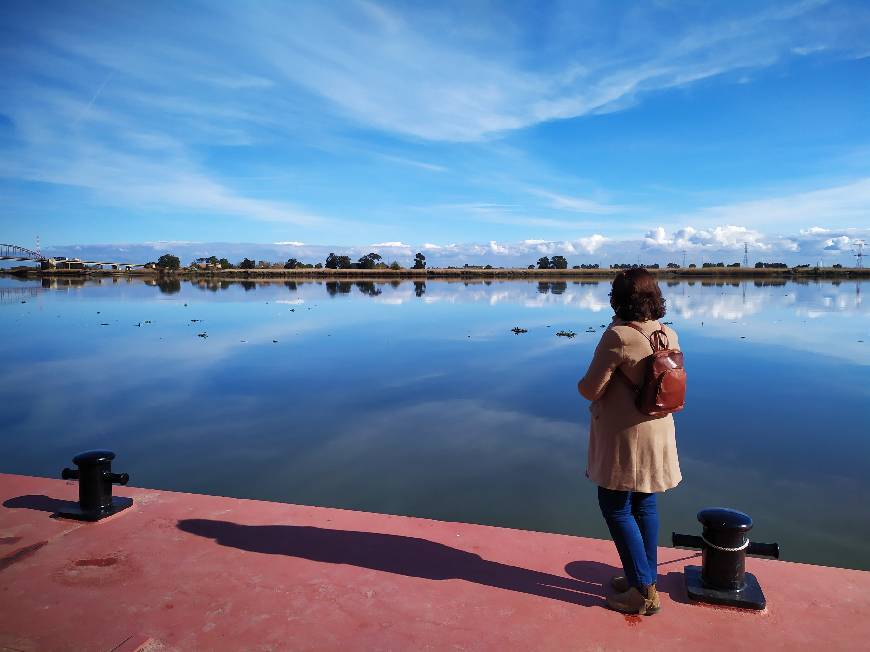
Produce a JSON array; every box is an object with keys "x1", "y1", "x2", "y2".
[
  {"x1": 606, "y1": 585, "x2": 660, "y2": 616},
  {"x1": 611, "y1": 576, "x2": 657, "y2": 595},
  {"x1": 644, "y1": 584, "x2": 661, "y2": 613},
  {"x1": 610, "y1": 575, "x2": 629, "y2": 592}
]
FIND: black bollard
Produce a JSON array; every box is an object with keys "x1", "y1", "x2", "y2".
[
  {"x1": 672, "y1": 508, "x2": 779, "y2": 610},
  {"x1": 58, "y1": 450, "x2": 133, "y2": 521}
]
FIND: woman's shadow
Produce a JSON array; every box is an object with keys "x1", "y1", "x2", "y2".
[{"x1": 178, "y1": 519, "x2": 618, "y2": 608}]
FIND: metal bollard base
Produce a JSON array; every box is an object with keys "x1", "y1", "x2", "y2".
[
  {"x1": 684, "y1": 565, "x2": 766, "y2": 610},
  {"x1": 56, "y1": 496, "x2": 133, "y2": 522}
]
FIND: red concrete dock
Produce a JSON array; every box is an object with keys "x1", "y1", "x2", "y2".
[{"x1": 1, "y1": 473, "x2": 868, "y2": 651}]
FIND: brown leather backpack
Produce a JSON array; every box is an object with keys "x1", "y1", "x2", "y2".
[{"x1": 617, "y1": 323, "x2": 686, "y2": 417}]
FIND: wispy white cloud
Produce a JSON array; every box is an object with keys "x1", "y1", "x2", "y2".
[
  {"x1": 792, "y1": 45, "x2": 828, "y2": 56},
  {"x1": 198, "y1": 74, "x2": 276, "y2": 90},
  {"x1": 0, "y1": 77, "x2": 334, "y2": 225},
  {"x1": 378, "y1": 155, "x2": 448, "y2": 173},
  {"x1": 526, "y1": 188, "x2": 626, "y2": 215},
  {"x1": 426, "y1": 202, "x2": 595, "y2": 229},
  {"x1": 668, "y1": 178, "x2": 870, "y2": 230},
  {"x1": 0, "y1": 9, "x2": 336, "y2": 229},
  {"x1": 0, "y1": 141, "x2": 330, "y2": 226},
  {"x1": 233, "y1": 0, "x2": 868, "y2": 141}
]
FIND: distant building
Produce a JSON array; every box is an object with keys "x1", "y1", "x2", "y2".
[
  {"x1": 41, "y1": 258, "x2": 85, "y2": 271},
  {"x1": 192, "y1": 258, "x2": 220, "y2": 270}
]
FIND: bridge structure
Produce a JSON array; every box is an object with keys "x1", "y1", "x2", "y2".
[
  {"x1": 1, "y1": 243, "x2": 149, "y2": 269},
  {"x1": 0, "y1": 243, "x2": 44, "y2": 262}
]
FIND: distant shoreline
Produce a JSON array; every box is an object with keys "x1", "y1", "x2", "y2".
[{"x1": 4, "y1": 266, "x2": 869, "y2": 280}]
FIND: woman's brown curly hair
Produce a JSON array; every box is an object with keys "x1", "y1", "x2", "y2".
[{"x1": 609, "y1": 268, "x2": 666, "y2": 321}]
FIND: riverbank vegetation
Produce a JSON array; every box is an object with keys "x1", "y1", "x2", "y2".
[
  {"x1": 5, "y1": 249, "x2": 868, "y2": 280},
  {"x1": 7, "y1": 264, "x2": 869, "y2": 280},
  {"x1": 157, "y1": 250, "x2": 867, "y2": 279}
]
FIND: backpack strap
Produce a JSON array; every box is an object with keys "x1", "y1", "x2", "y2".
[
  {"x1": 622, "y1": 321, "x2": 669, "y2": 352},
  {"x1": 613, "y1": 322, "x2": 669, "y2": 392}
]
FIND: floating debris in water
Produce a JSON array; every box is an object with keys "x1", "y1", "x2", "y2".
[
  {"x1": 272, "y1": 340, "x2": 278, "y2": 343},
  {"x1": 289, "y1": 308, "x2": 295, "y2": 312},
  {"x1": 556, "y1": 330, "x2": 576, "y2": 338},
  {"x1": 100, "y1": 323, "x2": 109, "y2": 326},
  {"x1": 511, "y1": 327, "x2": 528, "y2": 334},
  {"x1": 144, "y1": 320, "x2": 152, "y2": 324},
  {"x1": 740, "y1": 336, "x2": 746, "y2": 339},
  {"x1": 585, "y1": 328, "x2": 596, "y2": 333},
  {"x1": 190, "y1": 319, "x2": 201, "y2": 323},
  {"x1": 197, "y1": 332, "x2": 208, "y2": 338},
  {"x1": 240, "y1": 339, "x2": 247, "y2": 343},
  {"x1": 20, "y1": 300, "x2": 26, "y2": 304},
  {"x1": 135, "y1": 323, "x2": 141, "y2": 327},
  {"x1": 662, "y1": 321, "x2": 673, "y2": 325},
  {"x1": 600, "y1": 324, "x2": 606, "y2": 328}
]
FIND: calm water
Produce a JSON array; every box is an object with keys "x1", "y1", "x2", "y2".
[{"x1": 1, "y1": 275, "x2": 868, "y2": 570}]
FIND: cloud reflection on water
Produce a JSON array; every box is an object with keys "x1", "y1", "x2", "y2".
[{"x1": 0, "y1": 277, "x2": 868, "y2": 570}]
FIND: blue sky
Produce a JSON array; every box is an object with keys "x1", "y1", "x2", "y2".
[{"x1": 1, "y1": 0, "x2": 869, "y2": 266}]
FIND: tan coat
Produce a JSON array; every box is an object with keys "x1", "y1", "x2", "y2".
[{"x1": 579, "y1": 318, "x2": 682, "y2": 494}]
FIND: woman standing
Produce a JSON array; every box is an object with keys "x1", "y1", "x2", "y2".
[{"x1": 578, "y1": 268, "x2": 682, "y2": 616}]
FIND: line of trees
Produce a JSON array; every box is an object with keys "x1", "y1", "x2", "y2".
[
  {"x1": 152, "y1": 251, "x2": 828, "y2": 273},
  {"x1": 535, "y1": 255, "x2": 568, "y2": 269},
  {"x1": 155, "y1": 251, "x2": 424, "y2": 271},
  {"x1": 610, "y1": 263, "x2": 660, "y2": 269},
  {"x1": 323, "y1": 252, "x2": 416, "y2": 270}
]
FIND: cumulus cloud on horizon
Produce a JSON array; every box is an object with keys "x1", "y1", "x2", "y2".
[
  {"x1": 18, "y1": 224, "x2": 865, "y2": 269},
  {"x1": 643, "y1": 225, "x2": 770, "y2": 251}
]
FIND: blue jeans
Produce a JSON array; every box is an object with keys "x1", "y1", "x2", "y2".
[{"x1": 597, "y1": 487, "x2": 658, "y2": 588}]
